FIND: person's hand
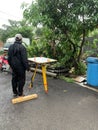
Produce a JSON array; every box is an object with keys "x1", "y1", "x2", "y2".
[
  {"x1": 27, "y1": 64, "x2": 30, "y2": 71},
  {"x1": 27, "y1": 68, "x2": 30, "y2": 71}
]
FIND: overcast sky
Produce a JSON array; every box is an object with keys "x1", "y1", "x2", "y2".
[{"x1": 0, "y1": 0, "x2": 32, "y2": 28}]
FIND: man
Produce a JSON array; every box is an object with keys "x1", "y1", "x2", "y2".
[{"x1": 8, "y1": 34, "x2": 29, "y2": 97}]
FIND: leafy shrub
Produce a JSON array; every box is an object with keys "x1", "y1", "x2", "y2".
[{"x1": 74, "y1": 62, "x2": 86, "y2": 75}]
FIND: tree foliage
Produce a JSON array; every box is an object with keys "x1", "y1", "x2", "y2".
[
  {"x1": 23, "y1": 0, "x2": 98, "y2": 73},
  {"x1": 0, "y1": 19, "x2": 33, "y2": 43}
]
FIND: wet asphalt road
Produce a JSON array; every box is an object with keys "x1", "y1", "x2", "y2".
[{"x1": 0, "y1": 71, "x2": 98, "y2": 130}]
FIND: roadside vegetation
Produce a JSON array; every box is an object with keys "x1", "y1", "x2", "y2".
[{"x1": 0, "y1": 0, "x2": 98, "y2": 76}]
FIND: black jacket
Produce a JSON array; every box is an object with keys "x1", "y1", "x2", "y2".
[{"x1": 8, "y1": 41, "x2": 29, "y2": 71}]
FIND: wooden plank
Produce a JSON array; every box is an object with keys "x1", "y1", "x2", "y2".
[
  {"x1": 74, "y1": 76, "x2": 85, "y2": 83},
  {"x1": 30, "y1": 67, "x2": 57, "y2": 77},
  {"x1": 12, "y1": 94, "x2": 38, "y2": 104}
]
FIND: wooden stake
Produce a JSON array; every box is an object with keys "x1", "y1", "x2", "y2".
[{"x1": 12, "y1": 94, "x2": 38, "y2": 104}]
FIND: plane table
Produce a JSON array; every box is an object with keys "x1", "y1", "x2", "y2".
[{"x1": 28, "y1": 57, "x2": 57, "y2": 93}]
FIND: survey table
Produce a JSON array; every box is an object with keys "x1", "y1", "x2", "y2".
[{"x1": 28, "y1": 57, "x2": 57, "y2": 93}]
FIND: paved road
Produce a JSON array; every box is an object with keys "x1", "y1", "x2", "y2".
[{"x1": 0, "y1": 71, "x2": 98, "y2": 130}]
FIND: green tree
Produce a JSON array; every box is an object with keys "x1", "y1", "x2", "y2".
[
  {"x1": 0, "y1": 19, "x2": 33, "y2": 43},
  {"x1": 23, "y1": 0, "x2": 98, "y2": 73}
]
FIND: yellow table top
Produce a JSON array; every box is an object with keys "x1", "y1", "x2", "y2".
[{"x1": 28, "y1": 57, "x2": 57, "y2": 64}]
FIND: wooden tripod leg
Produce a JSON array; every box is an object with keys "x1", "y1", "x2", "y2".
[
  {"x1": 29, "y1": 64, "x2": 38, "y2": 88},
  {"x1": 42, "y1": 65, "x2": 48, "y2": 93}
]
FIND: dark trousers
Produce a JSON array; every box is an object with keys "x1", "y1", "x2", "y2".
[{"x1": 12, "y1": 69, "x2": 26, "y2": 96}]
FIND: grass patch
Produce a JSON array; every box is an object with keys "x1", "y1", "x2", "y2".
[{"x1": 59, "y1": 76, "x2": 74, "y2": 83}]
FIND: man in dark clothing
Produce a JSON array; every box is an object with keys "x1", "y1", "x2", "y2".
[{"x1": 8, "y1": 34, "x2": 29, "y2": 97}]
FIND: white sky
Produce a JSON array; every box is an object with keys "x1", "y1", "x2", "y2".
[{"x1": 0, "y1": 0, "x2": 32, "y2": 28}]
